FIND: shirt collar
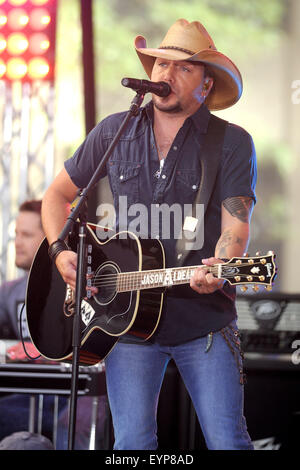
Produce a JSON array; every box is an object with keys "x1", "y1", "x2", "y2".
[
  {"x1": 189, "y1": 103, "x2": 211, "y2": 134},
  {"x1": 144, "y1": 101, "x2": 211, "y2": 133}
]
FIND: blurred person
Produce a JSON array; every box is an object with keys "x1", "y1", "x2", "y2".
[
  {"x1": 41, "y1": 19, "x2": 257, "y2": 450},
  {"x1": 0, "y1": 431, "x2": 54, "y2": 451},
  {"x1": 0, "y1": 200, "x2": 67, "y2": 442},
  {"x1": 0, "y1": 200, "x2": 44, "y2": 342},
  {"x1": 0, "y1": 200, "x2": 108, "y2": 449}
]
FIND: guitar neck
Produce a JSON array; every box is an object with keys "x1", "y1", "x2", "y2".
[
  {"x1": 117, "y1": 265, "x2": 219, "y2": 292},
  {"x1": 92, "y1": 254, "x2": 275, "y2": 293}
]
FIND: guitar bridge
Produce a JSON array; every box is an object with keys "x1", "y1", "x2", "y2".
[{"x1": 63, "y1": 284, "x2": 75, "y2": 317}]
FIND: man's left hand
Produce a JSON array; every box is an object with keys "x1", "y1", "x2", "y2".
[{"x1": 190, "y1": 257, "x2": 225, "y2": 294}]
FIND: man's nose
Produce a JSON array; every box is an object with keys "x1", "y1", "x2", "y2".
[
  {"x1": 15, "y1": 235, "x2": 23, "y2": 247},
  {"x1": 162, "y1": 64, "x2": 175, "y2": 82}
]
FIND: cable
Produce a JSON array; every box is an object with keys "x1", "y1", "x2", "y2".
[{"x1": 19, "y1": 302, "x2": 41, "y2": 361}]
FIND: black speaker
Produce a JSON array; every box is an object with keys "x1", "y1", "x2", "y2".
[
  {"x1": 236, "y1": 293, "x2": 300, "y2": 449},
  {"x1": 236, "y1": 293, "x2": 300, "y2": 355}
]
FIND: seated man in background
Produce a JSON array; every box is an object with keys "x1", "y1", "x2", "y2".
[
  {"x1": 0, "y1": 200, "x2": 44, "y2": 343},
  {"x1": 0, "y1": 200, "x2": 67, "y2": 443},
  {"x1": 0, "y1": 200, "x2": 109, "y2": 449}
]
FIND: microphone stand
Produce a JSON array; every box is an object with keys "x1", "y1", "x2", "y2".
[{"x1": 56, "y1": 90, "x2": 145, "y2": 450}]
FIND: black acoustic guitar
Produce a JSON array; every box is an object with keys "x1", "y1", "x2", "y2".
[{"x1": 26, "y1": 223, "x2": 277, "y2": 366}]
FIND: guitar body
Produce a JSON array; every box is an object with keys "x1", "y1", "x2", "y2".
[{"x1": 26, "y1": 225, "x2": 165, "y2": 365}]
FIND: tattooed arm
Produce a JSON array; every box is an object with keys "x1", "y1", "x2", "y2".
[
  {"x1": 215, "y1": 196, "x2": 254, "y2": 259},
  {"x1": 190, "y1": 196, "x2": 254, "y2": 294}
]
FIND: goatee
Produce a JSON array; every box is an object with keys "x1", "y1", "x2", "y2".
[{"x1": 153, "y1": 99, "x2": 183, "y2": 114}]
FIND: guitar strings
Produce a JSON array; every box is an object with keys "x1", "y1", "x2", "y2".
[
  {"x1": 90, "y1": 262, "x2": 267, "y2": 288},
  {"x1": 90, "y1": 275, "x2": 266, "y2": 288},
  {"x1": 90, "y1": 266, "x2": 218, "y2": 288},
  {"x1": 90, "y1": 264, "x2": 263, "y2": 285}
]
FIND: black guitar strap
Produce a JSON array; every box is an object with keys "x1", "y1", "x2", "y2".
[{"x1": 175, "y1": 114, "x2": 228, "y2": 266}]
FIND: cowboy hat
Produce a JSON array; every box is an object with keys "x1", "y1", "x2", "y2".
[{"x1": 134, "y1": 19, "x2": 243, "y2": 111}]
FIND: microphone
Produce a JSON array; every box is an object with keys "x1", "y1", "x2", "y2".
[{"x1": 121, "y1": 78, "x2": 171, "y2": 97}]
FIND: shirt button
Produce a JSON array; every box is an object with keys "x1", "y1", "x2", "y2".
[
  {"x1": 192, "y1": 184, "x2": 197, "y2": 190},
  {"x1": 161, "y1": 174, "x2": 166, "y2": 179},
  {"x1": 173, "y1": 146, "x2": 178, "y2": 151},
  {"x1": 119, "y1": 175, "x2": 124, "y2": 180}
]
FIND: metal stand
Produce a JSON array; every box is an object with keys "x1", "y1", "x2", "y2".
[{"x1": 56, "y1": 91, "x2": 145, "y2": 450}]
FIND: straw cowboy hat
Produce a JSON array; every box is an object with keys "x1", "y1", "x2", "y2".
[{"x1": 135, "y1": 19, "x2": 243, "y2": 111}]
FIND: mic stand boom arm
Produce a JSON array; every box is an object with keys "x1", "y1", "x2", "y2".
[{"x1": 56, "y1": 90, "x2": 145, "y2": 451}]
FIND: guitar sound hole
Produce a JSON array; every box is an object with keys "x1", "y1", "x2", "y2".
[{"x1": 93, "y1": 262, "x2": 119, "y2": 305}]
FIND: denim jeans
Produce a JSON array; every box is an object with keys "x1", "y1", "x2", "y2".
[{"x1": 105, "y1": 321, "x2": 253, "y2": 450}]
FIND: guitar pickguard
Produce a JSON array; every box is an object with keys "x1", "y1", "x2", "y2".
[{"x1": 106, "y1": 292, "x2": 134, "y2": 324}]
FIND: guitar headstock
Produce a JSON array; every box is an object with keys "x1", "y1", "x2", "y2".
[{"x1": 220, "y1": 251, "x2": 277, "y2": 292}]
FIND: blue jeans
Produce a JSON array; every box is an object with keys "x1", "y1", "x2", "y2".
[{"x1": 105, "y1": 321, "x2": 253, "y2": 450}]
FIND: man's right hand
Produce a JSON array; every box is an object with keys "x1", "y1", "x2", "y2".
[{"x1": 55, "y1": 250, "x2": 77, "y2": 290}]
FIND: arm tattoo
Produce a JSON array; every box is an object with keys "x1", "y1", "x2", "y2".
[
  {"x1": 215, "y1": 228, "x2": 244, "y2": 258},
  {"x1": 222, "y1": 197, "x2": 254, "y2": 223}
]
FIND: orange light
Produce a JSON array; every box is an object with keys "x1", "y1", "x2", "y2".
[
  {"x1": 0, "y1": 11, "x2": 7, "y2": 27},
  {"x1": 29, "y1": 33, "x2": 49, "y2": 54},
  {"x1": 7, "y1": 9, "x2": 29, "y2": 29},
  {"x1": 28, "y1": 57, "x2": 49, "y2": 79},
  {"x1": 0, "y1": 33, "x2": 6, "y2": 52},
  {"x1": 7, "y1": 32, "x2": 28, "y2": 55},
  {"x1": 8, "y1": 0, "x2": 27, "y2": 6},
  {"x1": 6, "y1": 57, "x2": 27, "y2": 79},
  {"x1": 29, "y1": 8, "x2": 51, "y2": 30},
  {"x1": 0, "y1": 58, "x2": 6, "y2": 78}
]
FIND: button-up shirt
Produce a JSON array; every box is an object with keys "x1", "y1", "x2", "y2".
[{"x1": 65, "y1": 102, "x2": 257, "y2": 345}]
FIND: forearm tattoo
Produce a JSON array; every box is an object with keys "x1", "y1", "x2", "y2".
[
  {"x1": 222, "y1": 197, "x2": 254, "y2": 223},
  {"x1": 216, "y1": 229, "x2": 244, "y2": 258}
]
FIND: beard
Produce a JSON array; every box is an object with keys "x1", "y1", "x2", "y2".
[
  {"x1": 15, "y1": 256, "x2": 31, "y2": 271},
  {"x1": 152, "y1": 96, "x2": 183, "y2": 114}
]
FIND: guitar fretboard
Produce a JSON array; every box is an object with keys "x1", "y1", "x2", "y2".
[{"x1": 116, "y1": 265, "x2": 218, "y2": 292}]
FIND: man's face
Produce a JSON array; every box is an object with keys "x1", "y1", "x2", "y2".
[
  {"x1": 15, "y1": 211, "x2": 44, "y2": 271},
  {"x1": 151, "y1": 58, "x2": 208, "y2": 116}
]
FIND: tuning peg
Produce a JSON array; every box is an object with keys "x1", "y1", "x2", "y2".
[
  {"x1": 240, "y1": 286, "x2": 248, "y2": 292},
  {"x1": 267, "y1": 251, "x2": 274, "y2": 256},
  {"x1": 243, "y1": 252, "x2": 249, "y2": 257},
  {"x1": 252, "y1": 285, "x2": 260, "y2": 292},
  {"x1": 255, "y1": 251, "x2": 261, "y2": 256},
  {"x1": 265, "y1": 285, "x2": 272, "y2": 291}
]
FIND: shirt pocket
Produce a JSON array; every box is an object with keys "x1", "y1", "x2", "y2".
[
  {"x1": 175, "y1": 169, "x2": 200, "y2": 203},
  {"x1": 108, "y1": 162, "x2": 142, "y2": 207}
]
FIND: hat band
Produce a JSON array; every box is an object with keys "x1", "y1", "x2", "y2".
[{"x1": 159, "y1": 46, "x2": 195, "y2": 55}]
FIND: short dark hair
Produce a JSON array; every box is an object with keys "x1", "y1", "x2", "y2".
[{"x1": 19, "y1": 200, "x2": 42, "y2": 215}]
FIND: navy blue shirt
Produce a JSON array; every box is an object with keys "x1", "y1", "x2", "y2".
[{"x1": 65, "y1": 102, "x2": 257, "y2": 345}]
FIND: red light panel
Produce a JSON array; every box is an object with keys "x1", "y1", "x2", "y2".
[
  {"x1": 29, "y1": 32, "x2": 49, "y2": 54},
  {"x1": 7, "y1": 8, "x2": 29, "y2": 29},
  {"x1": 0, "y1": 33, "x2": 6, "y2": 51},
  {"x1": 8, "y1": 1, "x2": 28, "y2": 6},
  {"x1": 7, "y1": 32, "x2": 28, "y2": 54},
  {"x1": 0, "y1": 58, "x2": 6, "y2": 77},
  {"x1": 0, "y1": 0, "x2": 57, "y2": 82},
  {"x1": 0, "y1": 11, "x2": 8, "y2": 26},
  {"x1": 6, "y1": 56, "x2": 27, "y2": 79}
]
